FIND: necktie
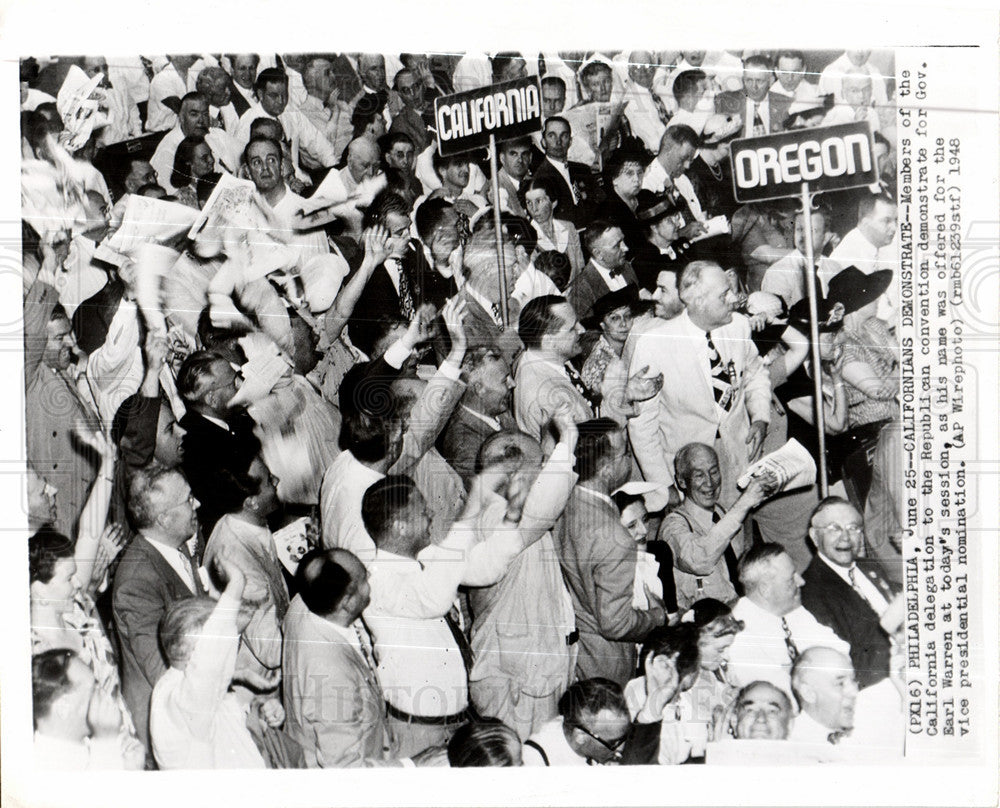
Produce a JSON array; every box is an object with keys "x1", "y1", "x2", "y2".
[
  {"x1": 706, "y1": 332, "x2": 735, "y2": 412},
  {"x1": 445, "y1": 605, "x2": 475, "y2": 679},
  {"x1": 780, "y1": 616, "x2": 799, "y2": 662},
  {"x1": 537, "y1": 53, "x2": 547, "y2": 78},
  {"x1": 179, "y1": 542, "x2": 207, "y2": 596},
  {"x1": 490, "y1": 301, "x2": 504, "y2": 327},
  {"x1": 387, "y1": 258, "x2": 415, "y2": 321},
  {"x1": 847, "y1": 566, "x2": 862, "y2": 591},
  {"x1": 211, "y1": 112, "x2": 224, "y2": 129},
  {"x1": 353, "y1": 619, "x2": 379, "y2": 677},
  {"x1": 651, "y1": 92, "x2": 671, "y2": 126},
  {"x1": 752, "y1": 103, "x2": 766, "y2": 136},
  {"x1": 713, "y1": 510, "x2": 742, "y2": 594},
  {"x1": 564, "y1": 361, "x2": 592, "y2": 403},
  {"x1": 57, "y1": 370, "x2": 101, "y2": 423}
]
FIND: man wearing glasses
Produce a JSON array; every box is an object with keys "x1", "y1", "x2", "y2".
[
  {"x1": 800, "y1": 497, "x2": 904, "y2": 689},
  {"x1": 113, "y1": 466, "x2": 208, "y2": 757},
  {"x1": 522, "y1": 679, "x2": 632, "y2": 766}
]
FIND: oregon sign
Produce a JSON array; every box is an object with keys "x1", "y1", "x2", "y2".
[{"x1": 729, "y1": 121, "x2": 878, "y2": 203}]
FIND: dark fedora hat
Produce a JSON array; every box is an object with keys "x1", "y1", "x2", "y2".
[{"x1": 827, "y1": 266, "x2": 893, "y2": 315}]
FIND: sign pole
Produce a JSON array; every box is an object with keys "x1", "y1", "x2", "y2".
[
  {"x1": 488, "y1": 133, "x2": 510, "y2": 328},
  {"x1": 800, "y1": 181, "x2": 829, "y2": 497}
]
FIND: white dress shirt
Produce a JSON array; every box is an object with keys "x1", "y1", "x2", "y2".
[
  {"x1": 268, "y1": 185, "x2": 331, "y2": 258},
  {"x1": 230, "y1": 81, "x2": 256, "y2": 109},
  {"x1": 320, "y1": 450, "x2": 384, "y2": 562},
  {"x1": 727, "y1": 597, "x2": 851, "y2": 695},
  {"x1": 622, "y1": 82, "x2": 667, "y2": 152},
  {"x1": 146, "y1": 63, "x2": 193, "y2": 133},
  {"x1": 144, "y1": 535, "x2": 203, "y2": 594},
  {"x1": 827, "y1": 226, "x2": 899, "y2": 313},
  {"x1": 818, "y1": 554, "x2": 890, "y2": 615},
  {"x1": 641, "y1": 157, "x2": 670, "y2": 193},
  {"x1": 770, "y1": 79, "x2": 822, "y2": 103},
  {"x1": 591, "y1": 259, "x2": 628, "y2": 292},
  {"x1": 761, "y1": 249, "x2": 842, "y2": 307},
  {"x1": 511, "y1": 264, "x2": 560, "y2": 307},
  {"x1": 149, "y1": 598, "x2": 266, "y2": 770},
  {"x1": 743, "y1": 96, "x2": 771, "y2": 136},
  {"x1": 667, "y1": 107, "x2": 709, "y2": 135},
  {"x1": 209, "y1": 102, "x2": 241, "y2": 134},
  {"x1": 34, "y1": 732, "x2": 126, "y2": 770},
  {"x1": 235, "y1": 102, "x2": 338, "y2": 168},
  {"x1": 544, "y1": 156, "x2": 577, "y2": 203},
  {"x1": 523, "y1": 718, "x2": 587, "y2": 766}
]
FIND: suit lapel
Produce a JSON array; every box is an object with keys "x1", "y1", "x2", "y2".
[{"x1": 133, "y1": 535, "x2": 195, "y2": 596}]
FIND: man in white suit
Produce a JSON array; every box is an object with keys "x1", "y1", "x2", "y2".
[{"x1": 628, "y1": 261, "x2": 771, "y2": 512}]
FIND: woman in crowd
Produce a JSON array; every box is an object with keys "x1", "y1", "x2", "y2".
[
  {"x1": 29, "y1": 527, "x2": 137, "y2": 745},
  {"x1": 580, "y1": 287, "x2": 662, "y2": 423},
  {"x1": 523, "y1": 175, "x2": 585, "y2": 280},
  {"x1": 827, "y1": 267, "x2": 899, "y2": 430},
  {"x1": 682, "y1": 598, "x2": 745, "y2": 723},
  {"x1": 594, "y1": 148, "x2": 648, "y2": 258},
  {"x1": 170, "y1": 135, "x2": 216, "y2": 209},
  {"x1": 613, "y1": 488, "x2": 678, "y2": 618}
]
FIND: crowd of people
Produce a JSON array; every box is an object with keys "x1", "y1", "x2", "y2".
[{"x1": 22, "y1": 48, "x2": 906, "y2": 770}]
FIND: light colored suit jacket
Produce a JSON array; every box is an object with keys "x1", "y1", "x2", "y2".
[
  {"x1": 659, "y1": 499, "x2": 749, "y2": 610},
  {"x1": 282, "y1": 597, "x2": 401, "y2": 768},
  {"x1": 514, "y1": 349, "x2": 593, "y2": 444},
  {"x1": 555, "y1": 486, "x2": 663, "y2": 687},
  {"x1": 628, "y1": 311, "x2": 772, "y2": 511}
]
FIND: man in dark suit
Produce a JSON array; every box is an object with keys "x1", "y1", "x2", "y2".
[
  {"x1": 113, "y1": 466, "x2": 206, "y2": 753},
  {"x1": 176, "y1": 351, "x2": 261, "y2": 535},
  {"x1": 439, "y1": 346, "x2": 516, "y2": 488},
  {"x1": 715, "y1": 54, "x2": 792, "y2": 137},
  {"x1": 225, "y1": 53, "x2": 260, "y2": 116},
  {"x1": 349, "y1": 193, "x2": 416, "y2": 357},
  {"x1": 800, "y1": 497, "x2": 903, "y2": 689},
  {"x1": 434, "y1": 230, "x2": 524, "y2": 367},
  {"x1": 568, "y1": 221, "x2": 639, "y2": 319},
  {"x1": 530, "y1": 116, "x2": 599, "y2": 230}
]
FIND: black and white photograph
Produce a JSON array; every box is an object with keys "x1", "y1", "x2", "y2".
[{"x1": 2, "y1": 3, "x2": 998, "y2": 806}]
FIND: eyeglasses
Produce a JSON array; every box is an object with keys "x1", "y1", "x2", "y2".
[
  {"x1": 574, "y1": 723, "x2": 628, "y2": 758},
  {"x1": 814, "y1": 524, "x2": 865, "y2": 540},
  {"x1": 161, "y1": 493, "x2": 197, "y2": 512}
]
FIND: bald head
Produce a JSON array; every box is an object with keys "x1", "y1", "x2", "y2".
[
  {"x1": 476, "y1": 429, "x2": 543, "y2": 475},
  {"x1": 790, "y1": 647, "x2": 859, "y2": 730},
  {"x1": 628, "y1": 51, "x2": 656, "y2": 88},
  {"x1": 346, "y1": 137, "x2": 381, "y2": 183}
]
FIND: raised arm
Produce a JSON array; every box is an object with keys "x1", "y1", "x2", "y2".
[{"x1": 324, "y1": 226, "x2": 388, "y2": 340}]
